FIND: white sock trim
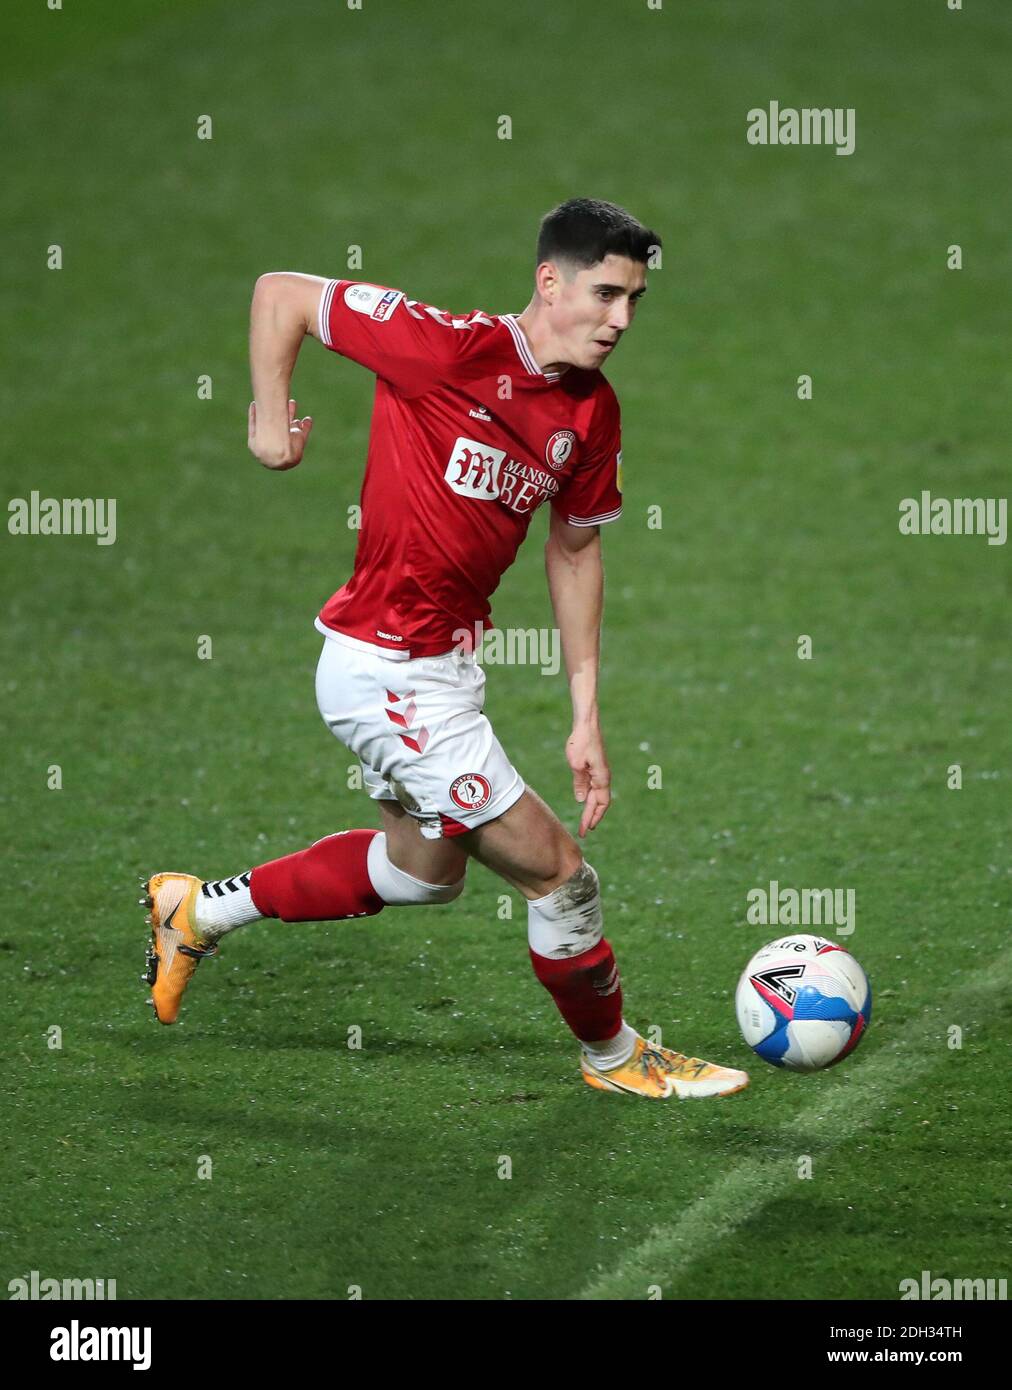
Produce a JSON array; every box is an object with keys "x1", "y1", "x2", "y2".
[
  {"x1": 366, "y1": 832, "x2": 465, "y2": 906},
  {"x1": 582, "y1": 1022, "x2": 639, "y2": 1071},
  {"x1": 195, "y1": 872, "x2": 262, "y2": 937}
]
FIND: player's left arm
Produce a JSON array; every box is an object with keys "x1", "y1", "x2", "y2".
[
  {"x1": 544, "y1": 382, "x2": 623, "y2": 837},
  {"x1": 545, "y1": 512, "x2": 611, "y2": 839}
]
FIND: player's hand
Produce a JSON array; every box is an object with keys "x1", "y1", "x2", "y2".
[
  {"x1": 248, "y1": 398, "x2": 314, "y2": 470},
  {"x1": 566, "y1": 723, "x2": 611, "y2": 838}
]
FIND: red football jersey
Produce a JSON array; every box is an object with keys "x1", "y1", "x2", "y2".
[{"x1": 313, "y1": 278, "x2": 623, "y2": 659}]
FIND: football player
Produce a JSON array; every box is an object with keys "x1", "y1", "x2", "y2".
[{"x1": 142, "y1": 198, "x2": 748, "y2": 1101}]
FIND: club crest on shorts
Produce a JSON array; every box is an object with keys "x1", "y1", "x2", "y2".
[
  {"x1": 450, "y1": 773, "x2": 492, "y2": 811},
  {"x1": 545, "y1": 430, "x2": 576, "y2": 471}
]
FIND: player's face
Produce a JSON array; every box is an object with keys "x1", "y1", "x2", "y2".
[{"x1": 554, "y1": 255, "x2": 647, "y2": 369}]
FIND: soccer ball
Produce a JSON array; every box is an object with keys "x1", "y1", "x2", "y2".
[{"x1": 735, "y1": 935, "x2": 872, "y2": 1072}]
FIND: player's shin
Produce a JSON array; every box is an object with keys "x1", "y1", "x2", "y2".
[
  {"x1": 244, "y1": 828, "x2": 386, "y2": 924},
  {"x1": 200, "y1": 828, "x2": 465, "y2": 936},
  {"x1": 527, "y1": 862, "x2": 638, "y2": 1068}
]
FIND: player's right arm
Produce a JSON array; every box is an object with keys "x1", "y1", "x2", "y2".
[
  {"x1": 249, "y1": 272, "x2": 496, "y2": 466},
  {"x1": 248, "y1": 272, "x2": 324, "y2": 470}
]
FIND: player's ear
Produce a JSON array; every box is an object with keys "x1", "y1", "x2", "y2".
[{"x1": 536, "y1": 260, "x2": 560, "y2": 302}]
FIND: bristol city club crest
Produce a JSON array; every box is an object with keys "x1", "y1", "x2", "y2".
[
  {"x1": 449, "y1": 773, "x2": 492, "y2": 811},
  {"x1": 545, "y1": 430, "x2": 576, "y2": 471}
]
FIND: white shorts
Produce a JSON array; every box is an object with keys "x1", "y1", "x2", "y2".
[{"x1": 314, "y1": 627, "x2": 526, "y2": 840}]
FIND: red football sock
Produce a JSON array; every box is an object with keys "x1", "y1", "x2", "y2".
[
  {"x1": 249, "y1": 829, "x2": 385, "y2": 923},
  {"x1": 529, "y1": 937, "x2": 623, "y2": 1043}
]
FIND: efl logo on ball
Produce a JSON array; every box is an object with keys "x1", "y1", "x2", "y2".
[{"x1": 449, "y1": 773, "x2": 492, "y2": 811}]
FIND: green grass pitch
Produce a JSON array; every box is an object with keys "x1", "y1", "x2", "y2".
[{"x1": 2, "y1": 0, "x2": 1008, "y2": 1300}]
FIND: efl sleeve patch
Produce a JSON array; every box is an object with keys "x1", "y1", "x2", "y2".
[
  {"x1": 343, "y1": 283, "x2": 404, "y2": 321},
  {"x1": 317, "y1": 279, "x2": 495, "y2": 397}
]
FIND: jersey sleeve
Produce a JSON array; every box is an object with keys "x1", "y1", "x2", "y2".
[
  {"x1": 550, "y1": 383, "x2": 623, "y2": 527},
  {"x1": 315, "y1": 278, "x2": 498, "y2": 398}
]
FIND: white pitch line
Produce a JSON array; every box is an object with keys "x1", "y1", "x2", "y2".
[{"x1": 576, "y1": 957, "x2": 1010, "y2": 1301}]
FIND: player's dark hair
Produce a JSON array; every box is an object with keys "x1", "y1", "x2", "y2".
[{"x1": 536, "y1": 198, "x2": 660, "y2": 272}]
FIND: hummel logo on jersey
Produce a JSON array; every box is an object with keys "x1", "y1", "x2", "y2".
[{"x1": 468, "y1": 406, "x2": 492, "y2": 423}]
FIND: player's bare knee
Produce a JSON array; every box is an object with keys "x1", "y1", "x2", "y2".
[
  {"x1": 541, "y1": 833, "x2": 584, "y2": 895},
  {"x1": 520, "y1": 800, "x2": 582, "y2": 889}
]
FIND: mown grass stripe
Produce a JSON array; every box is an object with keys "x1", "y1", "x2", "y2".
[{"x1": 576, "y1": 957, "x2": 1011, "y2": 1300}]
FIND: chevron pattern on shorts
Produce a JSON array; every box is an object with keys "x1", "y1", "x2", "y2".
[{"x1": 384, "y1": 688, "x2": 430, "y2": 753}]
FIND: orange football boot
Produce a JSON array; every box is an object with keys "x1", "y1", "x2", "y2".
[
  {"x1": 140, "y1": 873, "x2": 217, "y2": 1024},
  {"x1": 582, "y1": 1036, "x2": 749, "y2": 1099}
]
